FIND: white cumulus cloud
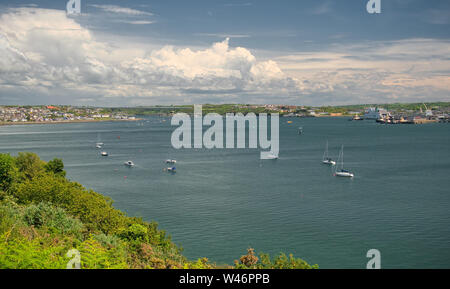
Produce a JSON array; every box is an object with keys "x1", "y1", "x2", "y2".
[
  {"x1": 0, "y1": 7, "x2": 448, "y2": 106},
  {"x1": 0, "y1": 7, "x2": 302, "y2": 105}
]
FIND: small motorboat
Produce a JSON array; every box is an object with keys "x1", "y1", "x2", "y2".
[
  {"x1": 124, "y1": 161, "x2": 135, "y2": 167},
  {"x1": 167, "y1": 166, "x2": 176, "y2": 172},
  {"x1": 350, "y1": 115, "x2": 363, "y2": 121},
  {"x1": 101, "y1": 152, "x2": 108, "y2": 156},
  {"x1": 165, "y1": 159, "x2": 177, "y2": 164},
  {"x1": 96, "y1": 143, "x2": 103, "y2": 149}
]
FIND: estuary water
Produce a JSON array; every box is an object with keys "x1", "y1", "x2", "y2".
[{"x1": 0, "y1": 116, "x2": 449, "y2": 268}]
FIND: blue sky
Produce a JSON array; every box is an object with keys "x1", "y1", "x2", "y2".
[{"x1": 0, "y1": 0, "x2": 449, "y2": 106}]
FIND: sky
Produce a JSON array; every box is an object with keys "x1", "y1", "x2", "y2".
[{"x1": 0, "y1": 0, "x2": 449, "y2": 106}]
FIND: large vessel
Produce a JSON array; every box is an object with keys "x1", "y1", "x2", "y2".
[
  {"x1": 364, "y1": 107, "x2": 390, "y2": 120},
  {"x1": 334, "y1": 145, "x2": 354, "y2": 178}
]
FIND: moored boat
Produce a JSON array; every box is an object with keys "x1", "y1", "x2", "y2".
[
  {"x1": 322, "y1": 141, "x2": 336, "y2": 165},
  {"x1": 334, "y1": 145, "x2": 354, "y2": 178},
  {"x1": 265, "y1": 153, "x2": 279, "y2": 159}
]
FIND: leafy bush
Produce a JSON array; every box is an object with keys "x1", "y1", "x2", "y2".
[
  {"x1": 22, "y1": 202, "x2": 83, "y2": 237},
  {"x1": 44, "y1": 158, "x2": 66, "y2": 177},
  {"x1": 12, "y1": 174, "x2": 126, "y2": 235},
  {"x1": 93, "y1": 233, "x2": 121, "y2": 248},
  {"x1": 0, "y1": 154, "x2": 16, "y2": 191},
  {"x1": 14, "y1": 152, "x2": 45, "y2": 180},
  {"x1": 0, "y1": 204, "x2": 20, "y2": 236},
  {"x1": 185, "y1": 258, "x2": 214, "y2": 269},
  {"x1": 78, "y1": 236, "x2": 128, "y2": 269},
  {"x1": 235, "y1": 249, "x2": 318, "y2": 269},
  {"x1": 119, "y1": 224, "x2": 149, "y2": 242},
  {"x1": 0, "y1": 233, "x2": 67, "y2": 269}
]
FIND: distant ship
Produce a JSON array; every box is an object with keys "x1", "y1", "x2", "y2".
[{"x1": 364, "y1": 107, "x2": 390, "y2": 120}]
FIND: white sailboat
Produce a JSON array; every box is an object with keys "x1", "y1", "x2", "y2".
[
  {"x1": 334, "y1": 145, "x2": 354, "y2": 177},
  {"x1": 322, "y1": 141, "x2": 336, "y2": 165},
  {"x1": 265, "y1": 152, "x2": 279, "y2": 159},
  {"x1": 96, "y1": 133, "x2": 103, "y2": 148}
]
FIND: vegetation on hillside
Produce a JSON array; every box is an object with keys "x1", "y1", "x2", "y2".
[{"x1": 0, "y1": 152, "x2": 316, "y2": 269}]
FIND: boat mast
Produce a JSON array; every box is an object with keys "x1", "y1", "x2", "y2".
[{"x1": 334, "y1": 146, "x2": 340, "y2": 173}]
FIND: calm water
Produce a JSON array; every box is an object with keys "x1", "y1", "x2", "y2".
[{"x1": 0, "y1": 117, "x2": 449, "y2": 268}]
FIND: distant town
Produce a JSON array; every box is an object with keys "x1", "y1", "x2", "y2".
[
  {"x1": 1, "y1": 102, "x2": 449, "y2": 125},
  {"x1": 0, "y1": 105, "x2": 136, "y2": 125}
]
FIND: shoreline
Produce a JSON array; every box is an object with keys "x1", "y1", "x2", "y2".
[{"x1": 0, "y1": 118, "x2": 141, "y2": 127}]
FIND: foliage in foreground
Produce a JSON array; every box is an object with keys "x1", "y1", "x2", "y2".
[{"x1": 0, "y1": 152, "x2": 317, "y2": 269}]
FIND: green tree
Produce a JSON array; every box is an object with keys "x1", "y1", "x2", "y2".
[
  {"x1": 0, "y1": 154, "x2": 16, "y2": 192},
  {"x1": 44, "y1": 158, "x2": 66, "y2": 177},
  {"x1": 120, "y1": 224, "x2": 148, "y2": 241},
  {"x1": 13, "y1": 174, "x2": 126, "y2": 234},
  {"x1": 15, "y1": 152, "x2": 44, "y2": 180}
]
